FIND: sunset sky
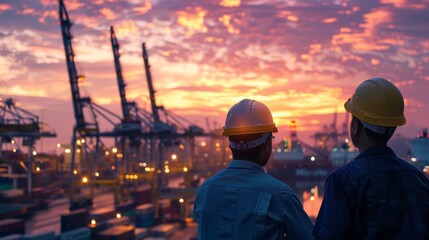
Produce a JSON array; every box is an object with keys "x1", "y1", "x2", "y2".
[{"x1": 1, "y1": 0, "x2": 428, "y2": 152}]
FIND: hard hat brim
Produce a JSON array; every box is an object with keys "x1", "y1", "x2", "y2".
[
  {"x1": 344, "y1": 99, "x2": 406, "y2": 127},
  {"x1": 222, "y1": 124, "x2": 278, "y2": 136}
]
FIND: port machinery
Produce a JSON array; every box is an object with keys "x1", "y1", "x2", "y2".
[
  {"x1": 0, "y1": 97, "x2": 56, "y2": 196},
  {"x1": 59, "y1": 0, "x2": 210, "y2": 221}
]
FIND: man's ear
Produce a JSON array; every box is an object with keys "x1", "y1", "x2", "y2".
[{"x1": 351, "y1": 117, "x2": 360, "y2": 135}]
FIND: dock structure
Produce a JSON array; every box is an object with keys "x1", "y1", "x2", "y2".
[{"x1": 0, "y1": 0, "x2": 232, "y2": 239}]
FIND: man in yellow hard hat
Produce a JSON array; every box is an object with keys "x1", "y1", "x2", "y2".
[
  {"x1": 194, "y1": 99, "x2": 313, "y2": 239},
  {"x1": 313, "y1": 78, "x2": 429, "y2": 239}
]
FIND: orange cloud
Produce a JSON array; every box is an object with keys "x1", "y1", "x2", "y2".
[
  {"x1": 287, "y1": 15, "x2": 299, "y2": 22},
  {"x1": 133, "y1": 0, "x2": 152, "y2": 14},
  {"x1": 380, "y1": 0, "x2": 408, "y2": 8},
  {"x1": 100, "y1": 8, "x2": 116, "y2": 20},
  {"x1": 176, "y1": 7, "x2": 208, "y2": 35},
  {"x1": 7, "y1": 85, "x2": 46, "y2": 97},
  {"x1": 39, "y1": 0, "x2": 56, "y2": 6},
  {"x1": 220, "y1": 0, "x2": 241, "y2": 7},
  {"x1": 0, "y1": 3, "x2": 12, "y2": 12},
  {"x1": 38, "y1": 9, "x2": 57, "y2": 23},
  {"x1": 331, "y1": 9, "x2": 392, "y2": 51},
  {"x1": 115, "y1": 20, "x2": 138, "y2": 37},
  {"x1": 370, "y1": 58, "x2": 380, "y2": 65},
  {"x1": 322, "y1": 18, "x2": 337, "y2": 24},
  {"x1": 65, "y1": 0, "x2": 84, "y2": 11},
  {"x1": 218, "y1": 14, "x2": 240, "y2": 34}
]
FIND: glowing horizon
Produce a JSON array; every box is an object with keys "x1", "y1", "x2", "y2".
[{"x1": 1, "y1": 0, "x2": 428, "y2": 150}]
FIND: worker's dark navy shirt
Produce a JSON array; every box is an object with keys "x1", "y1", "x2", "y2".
[
  {"x1": 194, "y1": 160, "x2": 314, "y2": 240},
  {"x1": 313, "y1": 145, "x2": 429, "y2": 240}
]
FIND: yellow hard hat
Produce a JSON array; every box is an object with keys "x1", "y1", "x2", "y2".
[
  {"x1": 344, "y1": 77, "x2": 406, "y2": 127},
  {"x1": 222, "y1": 99, "x2": 278, "y2": 136}
]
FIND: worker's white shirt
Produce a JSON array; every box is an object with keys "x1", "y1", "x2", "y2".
[{"x1": 194, "y1": 160, "x2": 314, "y2": 240}]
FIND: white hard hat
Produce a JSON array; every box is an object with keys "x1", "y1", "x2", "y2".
[{"x1": 222, "y1": 99, "x2": 277, "y2": 149}]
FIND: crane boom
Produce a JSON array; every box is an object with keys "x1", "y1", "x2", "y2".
[
  {"x1": 110, "y1": 26, "x2": 131, "y2": 121},
  {"x1": 142, "y1": 43, "x2": 161, "y2": 123},
  {"x1": 59, "y1": 0, "x2": 88, "y2": 130}
]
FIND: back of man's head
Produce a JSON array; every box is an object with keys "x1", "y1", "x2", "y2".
[
  {"x1": 345, "y1": 78, "x2": 406, "y2": 144},
  {"x1": 222, "y1": 99, "x2": 277, "y2": 164}
]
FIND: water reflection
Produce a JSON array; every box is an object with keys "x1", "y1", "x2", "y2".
[{"x1": 302, "y1": 186, "x2": 323, "y2": 221}]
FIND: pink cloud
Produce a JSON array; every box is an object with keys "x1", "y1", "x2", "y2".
[
  {"x1": 100, "y1": 8, "x2": 116, "y2": 20},
  {"x1": 0, "y1": 3, "x2": 12, "y2": 12}
]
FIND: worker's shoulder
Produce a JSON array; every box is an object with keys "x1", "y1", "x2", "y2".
[
  {"x1": 327, "y1": 159, "x2": 365, "y2": 185},
  {"x1": 260, "y1": 173, "x2": 296, "y2": 194}
]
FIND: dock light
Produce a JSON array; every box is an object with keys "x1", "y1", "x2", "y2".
[
  {"x1": 116, "y1": 213, "x2": 122, "y2": 219},
  {"x1": 12, "y1": 149, "x2": 16, "y2": 153},
  {"x1": 65, "y1": 148, "x2": 71, "y2": 153},
  {"x1": 112, "y1": 148, "x2": 118, "y2": 153},
  {"x1": 165, "y1": 169, "x2": 170, "y2": 173},
  {"x1": 179, "y1": 198, "x2": 184, "y2": 203},
  {"x1": 145, "y1": 167, "x2": 151, "y2": 172},
  {"x1": 36, "y1": 167, "x2": 40, "y2": 172},
  {"x1": 90, "y1": 219, "x2": 96, "y2": 225},
  {"x1": 105, "y1": 151, "x2": 110, "y2": 156},
  {"x1": 32, "y1": 151, "x2": 37, "y2": 156},
  {"x1": 11, "y1": 140, "x2": 15, "y2": 144},
  {"x1": 310, "y1": 156, "x2": 316, "y2": 162},
  {"x1": 76, "y1": 149, "x2": 81, "y2": 153},
  {"x1": 57, "y1": 143, "x2": 61, "y2": 148},
  {"x1": 139, "y1": 162, "x2": 148, "y2": 167},
  {"x1": 164, "y1": 160, "x2": 169, "y2": 165},
  {"x1": 73, "y1": 170, "x2": 78, "y2": 175},
  {"x1": 76, "y1": 139, "x2": 81, "y2": 145},
  {"x1": 116, "y1": 153, "x2": 123, "y2": 158},
  {"x1": 82, "y1": 176, "x2": 88, "y2": 183},
  {"x1": 125, "y1": 174, "x2": 130, "y2": 179},
  {"x1": 171, "y1": 154, "x2": 177, "y2": 160},
  {"x1": 201, "y1": 142, "x2": 206, "y2": 147},
  {"x1": 81, "y1": 139, "x2": 85, "y2": 144},
  {"x1": 411, "y1": 157, "x2": 417, "y2": 162},
  {"x1": 215, "y1": 142, "x2": 220, "y2": 148},
  {"x1": 111, "y1": 165, "x2": 115, "y2": 170},
  {"x1": 157, "y1": 170, "x2": 161, "y2": 174},
  {"x1": 95, "y1": 172, "x2": 100, "y2": 177},
  {"x1": 310, "y1": 196, "x2": 315, "y2": 201},
  {"x1": 183, "y1": 167, "x2": 188, "y2": 172}
]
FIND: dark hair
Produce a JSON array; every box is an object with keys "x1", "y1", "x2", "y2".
[
  {"x1": 354, "y1": 118, "x2": 396, "y2": 143},
  {"x1": 229, "y1": 133, "x2": 268, "y2": 161}
]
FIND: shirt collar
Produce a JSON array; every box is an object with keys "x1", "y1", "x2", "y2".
[
  {"x1": 227, "y1": 159, "x2": 264, "y2": 171},
  {"x1": 355, "y1": 145, "x2": 396, "y2": 160}
]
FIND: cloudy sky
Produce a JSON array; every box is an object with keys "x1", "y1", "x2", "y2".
[{"x1": 1, "y1": 0, "x2": 428, "y2": 151}]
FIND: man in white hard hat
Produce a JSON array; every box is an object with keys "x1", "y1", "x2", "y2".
[
  {"x1": 313, "y1": 78, "x2": 429, "y2": 239},
  {"x1": 194, "y1": 99, "x2": 313, "y2": 239}
]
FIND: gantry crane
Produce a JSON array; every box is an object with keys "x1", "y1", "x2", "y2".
[
  {"x1": 0, "y1": 98, "x2": 56, "y2": 196},
  {"x1": 142, "y1": 43, "x2": 209, "y2": 224},
  {"x1": 59, "y1": 0, "x2": 132, "y2": 208},
  {"x1": 110, "y1": 26, "x2": 157, "y2": 194}
]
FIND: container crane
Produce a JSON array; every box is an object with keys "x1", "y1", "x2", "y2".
[
  {"x1": 0, "y1": 98, "x2": 56, "y2": 196},
  {"x1": 110, "y1": 26, "x2": 155, "y2": 183},
  {"x1": 59, "y1": 0, "x2": 129, "y2": 208}
]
